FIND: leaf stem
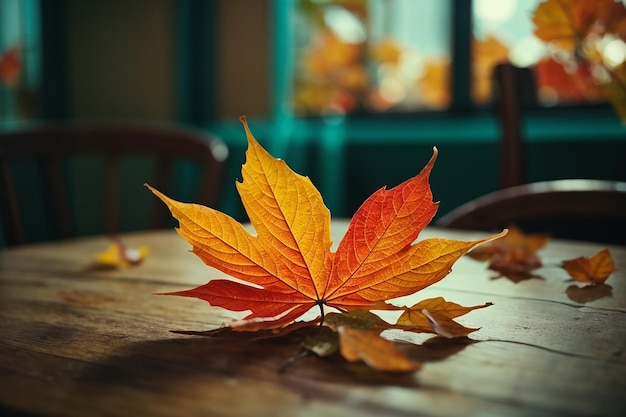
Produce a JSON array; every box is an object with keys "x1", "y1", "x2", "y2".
[{"x1": 317, "y1": 301, "x2": 325, "y2": 326}]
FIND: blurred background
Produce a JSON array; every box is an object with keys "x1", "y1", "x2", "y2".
[{"x1": 1, "y1": 0, "x2": 625, "y2": 243}]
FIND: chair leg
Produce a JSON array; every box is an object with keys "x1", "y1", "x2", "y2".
[{"x1": 0, "y1": 159, "x2": 25, "y2": 246}]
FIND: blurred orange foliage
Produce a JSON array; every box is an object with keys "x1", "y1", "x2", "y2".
[
  {"x1": 472, "y1": 36, "x2": 510, "y2": 104},
  {"x1": 533, "y1": 0, "x2": 626, "y2": 119}
]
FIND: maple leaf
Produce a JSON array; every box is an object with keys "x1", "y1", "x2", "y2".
[
  {"x1": 561, "y1": 248, "x2": 616, "y2": 285},
  {"x1": 468, "y1": 225, "x2": 548, "y2": 282},
  {"x1": 147, "y1": 117, "x2": 504, "y2": 330},
  {"x1": 146, "y1": 117, "x2": 505, "y2": 371}
]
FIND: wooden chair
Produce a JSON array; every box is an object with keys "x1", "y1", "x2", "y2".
[
  {"x1": 435, "y1": 63, "x2": 626, "y2": 245},
  {"x1": 434, "y1": 179, "x2": 626, "y2": 246},
  {"x1": 492, "y1": 62, "x2": 537, "y2": 189},
  {"x1": 0, "y1": 122, "x2": 228, "y2": 247}
]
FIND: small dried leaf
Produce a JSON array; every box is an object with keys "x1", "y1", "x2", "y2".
[
  {"x1": 469, "y1": 225, "x2": 547, "y2": 282},
  {"x1": 421, "y1": 309, "x2": 479, "y2": 339},
  {"x1": 397, "y1": 297, "x2": 492, "y2": 326},
  {"x1": 561, "y1": 248, "x2": 616, "y2": 285},
  {"x1": 338, "y1": 326, "x2": 420, "y2": 372},
  {"x1": 396, "y1": 298, "x2": 492, "y2": 338},
  {"x1": 93, "y1": 239, "x2": 150, "y2": 269}
]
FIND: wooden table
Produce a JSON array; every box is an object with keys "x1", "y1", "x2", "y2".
[{"x1": 1, "y1": 220, "x2": 625, "y2": 417}]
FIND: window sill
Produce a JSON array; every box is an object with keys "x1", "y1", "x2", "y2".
[
  {"x1": 209, "y1": 106, "x2": 624, "y2": 149},
  {"x1": 206, "y1": 107, "x2": 625, "y2": 221}
]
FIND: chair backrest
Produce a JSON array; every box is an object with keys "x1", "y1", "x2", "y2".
[
  {"x1": 492, "y1": 62, "x2": 538, "y2": 189},
  {"x1": 0, "y1": 122, "x2": 228, "y2": 247},
  {"x1": 434, "y1": 179, "x2": 626, "y2": 246}
]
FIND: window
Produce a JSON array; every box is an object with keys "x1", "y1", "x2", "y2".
[
  {"x1": 0, "y1": 0, "x2": 41, "y2": 125},
  {"x1": 472, "y1": 0, "x2": 623, "y2": 108},
  {"x1": 285, "y1": 0, "x2": 625, "y2": 117},
  {"x1": 290, "y1": 0, "x2": 452, "y2": 115},
  {"x1": 471, "y1": 0, "x2": 543, "y2": 104}
]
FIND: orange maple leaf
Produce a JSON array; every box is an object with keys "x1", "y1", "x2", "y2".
[
  {"x1": 561, "y1": 248, "x2": 616, "y2": 285},
  {"x1": 146, "y1": 117, "x2": 505, "y2": 333}
]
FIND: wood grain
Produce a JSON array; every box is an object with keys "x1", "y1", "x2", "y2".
[{"x1": 1, "y1": 221, "x2": 625, "y2": 416}]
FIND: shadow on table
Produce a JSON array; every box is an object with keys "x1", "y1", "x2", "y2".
[
  {"x1": 81, "y1": 327, "x2": 477, "y2": 388},
  {"x1": 565, "y1": 283, "x2": 613, "y2": 304}
]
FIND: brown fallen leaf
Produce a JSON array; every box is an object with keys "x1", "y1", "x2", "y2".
[
  {"x1": 561, "y1": 248, "x2": 616, "y2": 285},
  {"x1": 338, "y1": 327, "x2": 420, "y2": 372},
  {"x1": 396, "y1": 297, "x2": 492, "y2": 338},
  {"x1": 420, "y1": 310, "x2": 479, "y2": 339},
  {"x1": 324, "y1": 310, "x2": 392, "y2": 332},
  {"x1": 301, "y1": 326, "x2": 339, "y2": 358},
  {"x1": 302, "y1": 311, "x2": 423, "y2": 372},
  {"x1": 469, "y1": 225, "x2": 548, "y2": 282}
]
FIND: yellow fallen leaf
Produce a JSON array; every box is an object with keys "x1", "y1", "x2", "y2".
[{"x1": 93, "y1": 239, "x2": 150, "y2": 269}]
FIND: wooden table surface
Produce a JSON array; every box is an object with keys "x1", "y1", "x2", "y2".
[{"x1": 1, "y1": 220, "x2": 625, "y2": 417}]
